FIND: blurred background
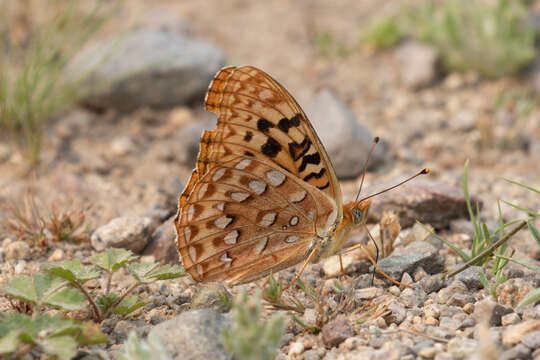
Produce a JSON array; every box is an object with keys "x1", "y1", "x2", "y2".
[{"x1": 1, "y1": 0, "x2": 539, "y2": 236}]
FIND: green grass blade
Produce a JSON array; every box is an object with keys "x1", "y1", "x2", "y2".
[
  {"x1": 503, "y1": 178, "x2": 540, "y2": 195},
  {"x1": 501, "y1": 200, "x2": 540, "y2": 217},
  {"x1": 418, "y1": 222, "x2": 470, "y2": 261},
  {"x1": 496, "y1": 255, "x2": 540, "y2": 273},
  {"x1": 527, "y1": 221, "x2": 540, "y2": 247}
]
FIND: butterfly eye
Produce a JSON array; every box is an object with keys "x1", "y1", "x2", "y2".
[{"x1": 352, "y1": 207, "x2": 364, "y2": 225}]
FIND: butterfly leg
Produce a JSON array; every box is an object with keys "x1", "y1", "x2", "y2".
[{"x1": 283, "y1": 246, "x2": 318, "y2": 292}]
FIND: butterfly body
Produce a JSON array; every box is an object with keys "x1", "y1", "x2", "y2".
[{"x1": 175, "y1": 66, "x2": 371, "y2": 285}]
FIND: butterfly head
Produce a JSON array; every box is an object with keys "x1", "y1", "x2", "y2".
[{"x1": 350, "y1": 199, "x2": 371, "y2": 226}]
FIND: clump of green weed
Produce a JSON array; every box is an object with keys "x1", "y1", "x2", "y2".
[
  {"x1": 361, "y1": 17, "x2": 402, "y2": 51},
  {"x1": 312, "y1": 30, "x2": 348, "y2": 58},
  {"x1": 3, "y1": 248, "x2": 185, "y2": 322},
  {"x1": 425, "y1": 160, "x2": 537, "y2": 298},
  {"x1": 362, "y1": 0, "x2": 536, "y2": 78},
  {"x1": 222, "y1": 292, "x2": 284, "y2": 360},
  {"x1": 0, "y1": 312, "x2": 107, "y2": 360},
  {"x1": 0, "y1": 0, "x2": 115, "y2": 164}
]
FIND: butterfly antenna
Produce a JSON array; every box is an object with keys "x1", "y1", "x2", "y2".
[
  {"x1": 354, "y1": 137, "x2": 380, "y2": 202},
  {"x1": 359, "y1": 168, "x2": 430, "y2": 202}
]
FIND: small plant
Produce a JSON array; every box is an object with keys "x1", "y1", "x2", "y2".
[
  {"x1": 3, "y1": 248, "x2": 185, "y2": 322},
  {"x1": 222, "y1": 292, "x2": 284, "y2": 360},
  {"x1": 312, "y1": 30, "x2": 348, "y2": 58},
  {"x1": 361, "y1": 0, "x2": 536, "y2": 78},
  {"x1": 115, "y1": 331, "x2": 172, "y2": 360},
  {"x1": 425, "y1": 160, "x2": 533, "y2": 297},
  {"x1": 1, "y1": 191, "x2": 91, "y2": 247},
  {"x1": 0, "y1": 1, "x2": 115, "y2": 164},
  {"x1": 361, "y1": 17, "x2": 402, "y2": 51},
  {"x1": 0, "y1": 312, "x2": 106, "y2": 360}
]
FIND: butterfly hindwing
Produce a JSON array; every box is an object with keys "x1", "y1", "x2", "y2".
[{"x1": 175, "y1": 155, "x2": 337, "y2": 283}]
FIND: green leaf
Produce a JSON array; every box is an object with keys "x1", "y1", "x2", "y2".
[
  {"x1": 3, "y1": 273, "x2": 73, "y2": 308},
  {"x1": 478, "y1": 272, "x2": 497, "y2": 298},
  {"x1": 91, "y1": 248, "x2": 136, "y2": 273},
  {"x1": 97, "y1": 293, "x2": 120, "y2": 313},
  {"x1": 36, "y1": 336, "x2": 77, "y2": 360},
  {"x1": 111, "y1": 295, "x2": 148, "y2": 317},
  {"x1": 0, "y1": 330, "x2": 22, "y2": 354},
  {"x1": 528, "y1": 221, "x2": 540, "y2": 247},
  {"x1": 517, "y1": 287, "x2": 540, "y2": 308},
  {"x1": 45, "y1": 287, "x2": 86, "y2": 311},
  {"x1": 128, "y1": 262, "x2": 185, "y2": 283},
  {"x1": 45, "y1": 259, "x2": 101, "y2": 284}
]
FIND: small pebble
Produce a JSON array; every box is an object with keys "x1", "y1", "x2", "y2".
[
  {"x1": 288, "y1": 341, "x2": 304, "y2": 357},
  {"x1": 388, "y1": 286, "x2": 400, "y2": 297},
  {"x1": 5, "y1": 241, "x2": 31, "y2": 260},
  {"x1": 48, "y1": 248, "x2": 65, "y2": 262},
  {"x1": 501, "y1": 312, "x2": 521, "y2": 326}
]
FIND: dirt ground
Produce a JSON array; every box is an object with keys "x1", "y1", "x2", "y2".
[{"x1": 0, "y1": 0, "x2": 539, "y2": 359}]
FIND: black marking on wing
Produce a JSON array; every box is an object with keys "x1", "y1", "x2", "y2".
[
  {"x1": 303, "y1": 168, "x2": 326, "y2": 182},
  {"x1": 257, "y1": 118, "x2": 274, "y2": 133},
  {"x1": 261, "y1": 137, "x2": 282, "y2": 157},
  {"x1": 317, "y1": 182, "x2": 330, "y2": 190},
  {"x1": 244, "y1": 131, "x2": 253, "y2": 142},
  {"x1": 298, "y1": 152, "x2": 321, "y2": 172},
  {"x1": 288, "y1": 138, "x2": 312, "y2": 161}
]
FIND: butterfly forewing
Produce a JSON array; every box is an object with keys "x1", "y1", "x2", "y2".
[
  {"x1": 176, "y1": 66, "x2": 343, "y2": 284},
  {"x1": 205, "y1": 66, "x2": 342, "y2": 219}
]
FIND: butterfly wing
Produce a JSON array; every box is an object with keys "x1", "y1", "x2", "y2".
[
  {"x1": 176, "y1": 155, "x2": 337, "y2": 283},
  {"x1": 175, "y1": 66, "x2": 343, "y2": 284}
]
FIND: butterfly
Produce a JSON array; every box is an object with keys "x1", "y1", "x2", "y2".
[{"x1": 174, "y1": 66, "x2": 373, "y2": 286}]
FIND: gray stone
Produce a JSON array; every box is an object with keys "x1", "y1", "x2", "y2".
[
  {"x1": 447, "y1": 293, "x2": 475, "y2": 307},
  {"x1": 91, "y1": 216, "x2": 153, "y2": 253},
  {"x1": 302, "y1": 349, "x2": 320, "y2": 360},
  {"x1": 399, "y1": 286, "x2": 427, "y2": 308},
  {"x1": 5, "y1": 241, "x2": 31, "y2": 260},
  {"x1": 454, "y1": 266, "x2": 485, "y2": 290},
  {"x1": 366, "y1": 179, "x2": 482, "y2": 229},
  {"x1": 375, "y1": 241, "x2": 444, "y2": 280},
  {"x1": 472, "y1": 298, "x2": 512, "y2": 327},
  {"x1": 447, "y1": 337, "x2": 478, "y2": 359},
  {"x1": 307, "y1": 89, "x2": 387, "y2": 179},
  {"x1": 521, "y1": 330, "x2": 540, "y2": 349},
  {"x1": 148, "y1": 309, "x2": 232, "y2": 360},
  {"x1": 322, "y1": 315, "x2": 354, "y2": 348},
  {"x1": 384, "y1": 300, "x2": 407, "y2": 325},
  {"x1": 439, "y1": 317, "x2": 461, "y2": 331},
  {"x1": 395, "y1": 41, "x2": 440, "y2": 90},
  {"x1": 68, "y1": 29, "x2": 225, "y2": 111},
  {"x1": 419, "y1": 275, "x2": 444, "y2": 294},
  {"x1": 499, "y1": 344, "x2": 531, "y2": 360},
  {"x1": 143, "y1": 216, "x2": 179, "y2": 264}
]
